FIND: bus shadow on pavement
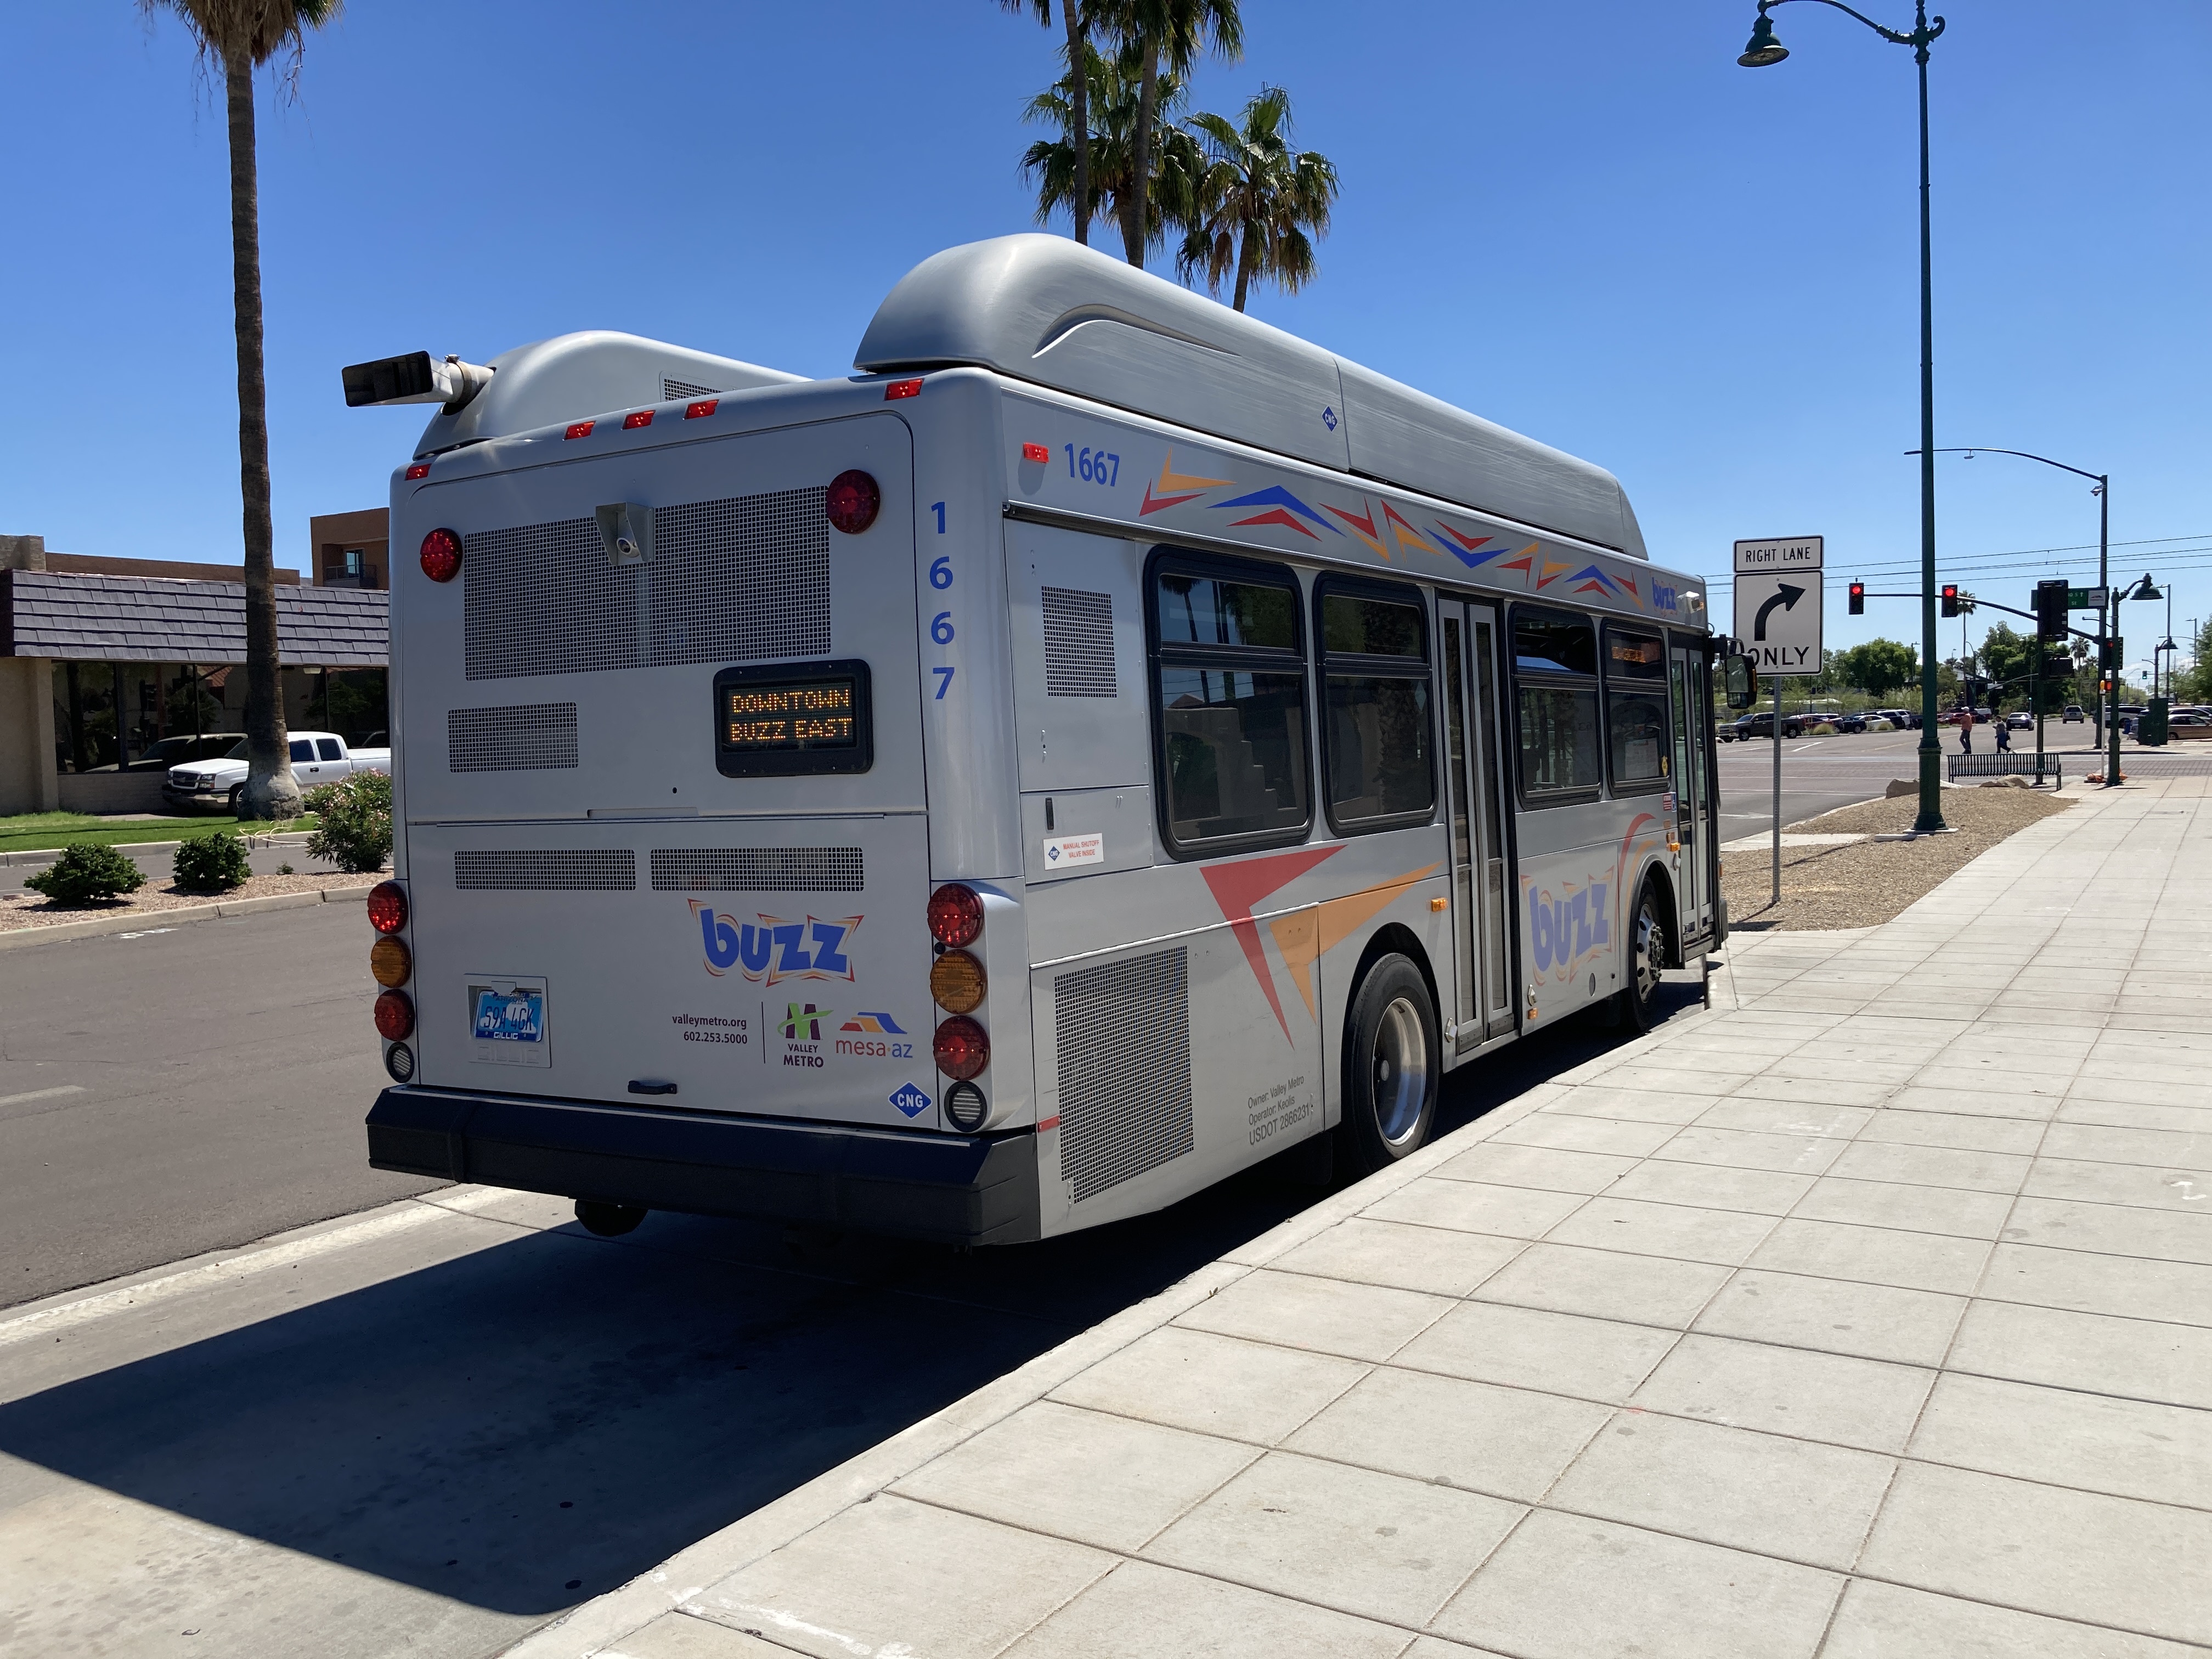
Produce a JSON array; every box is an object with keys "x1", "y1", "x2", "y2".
[{"x1": 0, "y1": 977, "x2": 1700, "y2": 1620}]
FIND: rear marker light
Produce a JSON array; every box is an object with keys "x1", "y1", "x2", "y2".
[
  {"x1": 929, "y1": 949, "x2": 986, "y2": 1014},
  {"x1": 933, "y1": 1015, "x2": 989, "y2": 1081},
  {"x1": 1021, "y1": 443, "x2": 1051, "y2": 464},
  {"x1": 370, "y1": 935, "x2": 412, "y2": 988},
  {"x1": 404, "y1": 462, "x2": 430, "y2": 480},
  {"x1": 419, "y1": 529, "x2": 462, "y2": 583},
  {"x1": 383, "y1": 1041, "x2": 415, "y2": 1084},
  {"x1": 565, "y1": 421, "x2": 594, "y2": 440},
  {"x1": 623, "y1": 410, "x2": 653, "y2": 429},
  {"x1": 826, "y1": 469, "x2": 881, "y2": 535},
  {"x1": 374, "y1": 989, "x2": 416, "y2": 1041},
  {"x1": 944, "y1": 1081, "x2": 988, "y2": 1132},
  {"x1": 684, "y1": 400, "x2": 718, "y2": 419},
  {"x1": 927, "y1": 883, "x2": 984, "y2": 947},
  {"x1": 367, "y1": 880, "x2": 408, "y2": 934},
  {"x1": 884, "y1": 377, "x2": 923, "y2": 400}
]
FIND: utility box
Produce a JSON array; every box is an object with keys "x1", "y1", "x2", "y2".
[{"x1": 2141, "y1": 697, "x2": 2169, "y2": 746}]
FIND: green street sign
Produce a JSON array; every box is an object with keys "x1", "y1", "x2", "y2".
[{"x1": 2068, "y1": 585, "x2": 2109, "y2": 610}]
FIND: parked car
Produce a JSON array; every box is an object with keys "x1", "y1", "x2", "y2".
[
  {"x1": 1833, "y1": 713, "x2": 1867, "y2": 733},
  {"x1": 162, "y1": 731, "x2": 391, "y2": 814},
  {"x1": 2062, "y1": 704, "x2": 2085, "y2": 723},
  {"x1": 1732, "y1": 712, "x2": 1775, "y2": 740}
]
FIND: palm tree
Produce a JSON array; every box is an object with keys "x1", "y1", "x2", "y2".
[
  {"x1": 1000, "y1": 0, "x2": 1098, "y2": 247},
  {"x1": 1177, "y1": 85, "x2": 1340, "y2": 313},
  {"x1": 1096, "y1": 0, "x2": 1242, "y2": 269},
  {"x1": 1023, "y1": 41, "x2": 1207, "y2": 261},
  {"x1": 140, "y1": 0, "x2": 341, "y2": 822}
]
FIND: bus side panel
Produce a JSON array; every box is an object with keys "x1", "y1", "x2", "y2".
[
  {"x1": 1516, "y1": 798, "x2": 1668, "y2": 1024},
  {"x1": 1030, "y1": 915, "x2": 1321, "y2": 1238}
]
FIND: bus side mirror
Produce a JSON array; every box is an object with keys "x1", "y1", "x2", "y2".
[{"x1": 1724, "y1": 653, "x2": 1757, "y2": 710}]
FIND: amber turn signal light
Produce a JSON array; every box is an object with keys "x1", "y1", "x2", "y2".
[
  {"x1": 929, "y1": 949, "x2": 986, "y2": 1014},
  {"x1": 370, "y1": 935, "x2": 411, "y2": 988}
]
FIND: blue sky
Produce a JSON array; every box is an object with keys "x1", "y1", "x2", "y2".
[{"x1": 4, "y1": 2, "x2": 2206, "y2": 680}]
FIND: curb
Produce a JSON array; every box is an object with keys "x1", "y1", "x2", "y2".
[
  {"x1": 0, "y1": 831, "x2": 315, "y2": 869},
  {"x1": 0, "y1": 884, "x2": 373, "y2": 951},
  {"x1": 495, "y1": 1008, "x2": 1716, "y2": 1659}
]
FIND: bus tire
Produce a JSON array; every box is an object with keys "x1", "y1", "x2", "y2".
[
  {"x1": 1339, "y1": 954, "x2": 1438, "y2": 1176},
  {"x1": 574, "y1": 1200, "x2": 647, "y2": 1237},
  {"x1": 1619, "y1": 878, "x2": 1670, "y2": 1032}
]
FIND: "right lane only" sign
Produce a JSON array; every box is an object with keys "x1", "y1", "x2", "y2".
[{"x1": 1733, "y1": 537, "x2": 1825, "y2": 678}]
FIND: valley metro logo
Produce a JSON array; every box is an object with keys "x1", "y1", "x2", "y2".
[{"x1": 781, "y1": 1003, "x2": 833, "y2": 1040}]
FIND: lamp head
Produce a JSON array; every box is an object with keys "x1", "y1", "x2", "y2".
[
  {"x1": 1739, "y1": 10, "x2": 1790, "y2": 66},
  {"x1": 2131, "y1": 575, "x2": 2163, "y2": 601}
]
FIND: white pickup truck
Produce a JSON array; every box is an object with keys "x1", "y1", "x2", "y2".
[{"x1": 163, "y1": 731, "x2": 392, "y2": 814}]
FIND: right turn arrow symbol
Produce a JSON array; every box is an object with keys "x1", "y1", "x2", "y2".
[{"x1": 1754, "y1": 582, "x2": 1803, "y2": 641}]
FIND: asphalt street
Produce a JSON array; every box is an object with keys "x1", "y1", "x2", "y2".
[
  {"x1": 0, "y1": 904, "x2": 437, "y2": 1306},
  {"x1": 1713, "y1": 720, "x2": 2115, "y2": 843},
  {"x1": 0, "y1": 900, "x2": 1714, "y2": 1659}
]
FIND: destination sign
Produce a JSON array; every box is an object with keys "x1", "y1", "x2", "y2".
[
  {"x1": 713, "y1": 660, "x2": 874, "y2": 778},
  {"x1": 725, "y1": 680, "x2": 856, "y2": 751}
]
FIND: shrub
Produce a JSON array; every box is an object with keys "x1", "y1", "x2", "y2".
[
  {"x1": 174, "y1": 832, "x2": 251, "y2": 893},
  {"x1": 25, "y1": 842, "x2": 145, "y2": 905},
  {"x1": 303, "y1": 771, "x2": 392, "y2": 874}
]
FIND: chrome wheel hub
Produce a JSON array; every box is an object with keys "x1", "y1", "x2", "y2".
[{"x1": 1372, "y1": 996, "x2": 1429, "y2": 1147}]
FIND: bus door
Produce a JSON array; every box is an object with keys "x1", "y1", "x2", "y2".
[
  {"x1": 1668, "y1": 641, "x2": 1715, "y2": 946},
  {"x1": 1441, "y1": 600, "x2": 1515, "y2": 1048}
]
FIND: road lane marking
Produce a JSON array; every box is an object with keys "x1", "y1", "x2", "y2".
[
  {"x1": 0, "y1": 1085, "x2": 87, "y2": 1109},
  {"x1": 0, "y1": 1193, "x2": 503, "y2": 1347}
]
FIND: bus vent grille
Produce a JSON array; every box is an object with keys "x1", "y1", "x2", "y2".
[
  {"x1": 1041, "y1": 586, "x2": 1117, "y2": 697},
  {"x1": 649, "y1": 847, "x2": 864, "y2": 893},
  {"x1": 447, "y1": 702, "x2": 580, "y2": 771},
  {"x1": 454, "y1": 849, "x2": 637, "y2": 890},
  {"x1": 662, "y1": 376, "x2": 720, "y2": 400},
  {"x1": 1055, "y1": 946, "x2": 1192, "y2": 1203},
  {"x1": 464, "y1": 517, "x2": 640, "y2": 680},
  {"x1": 462, "y1": 490, "x2": 830, "y2": 680},
  {"x1": 651, "y1": 488, "x2": 831, "y2": 666}
]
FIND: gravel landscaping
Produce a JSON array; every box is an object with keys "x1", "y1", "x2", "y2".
[
  {"x1": 1721, "y1": 780, "x2": 2074, "y2": 932},
  {"x1": 0, "y1": 870, "x2": 379, "y2": 931}
]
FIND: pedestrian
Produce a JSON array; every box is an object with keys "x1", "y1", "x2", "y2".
[
  {"x1": 1995, "y1": 712, "x2": 2012, "y2": 752},
  {"x1": 1958, "y1": 706, "x2": 1974, "y2": 754}
]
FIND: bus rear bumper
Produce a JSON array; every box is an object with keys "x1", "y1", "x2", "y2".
[{"x1": 365, "y1": 1085, "x2": 1041, "y2": 1246}]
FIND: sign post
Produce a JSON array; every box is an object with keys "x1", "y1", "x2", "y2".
[{"x1": 1734, "y1": 538, "x2": 1827, "y2": 910}]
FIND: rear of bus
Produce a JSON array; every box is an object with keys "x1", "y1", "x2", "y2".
[{"x1": 362, "y1": 379, "x2": 1040, "y2": 1243}]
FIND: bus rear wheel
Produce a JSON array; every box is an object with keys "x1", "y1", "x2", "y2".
[
  {"x1": 1618, "y1": 880, "x2": 1669, "y2": 1032},
  {"x1": 1339, "y1": 955, "x2": 1438, "y2": 1176}
]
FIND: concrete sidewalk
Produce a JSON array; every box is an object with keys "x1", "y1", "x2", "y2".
[{"x1": 524, "y1": 778, "x2": 2211, "y2": 1659}]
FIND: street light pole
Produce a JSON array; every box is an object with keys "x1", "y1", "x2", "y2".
[{"x1": 1739, "y1": 0, "x2": 1949, "y2": 832}]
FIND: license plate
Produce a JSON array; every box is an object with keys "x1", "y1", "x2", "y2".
[{"x1": 471, "y1": 985, "x2": 544, "y2": 1043}]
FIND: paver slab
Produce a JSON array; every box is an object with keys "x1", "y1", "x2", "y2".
[
  {"x1": 1906, "y1": 1371, "x2": 2212, "y2": 1509},
  {"x1": 1627, "y1": 1332, "x2": 1936, "y2": 1453},
  {"x1": 1048, "y1": 1327, "x2": 1368, "y2": 1447},
  {"x1": 1284, "y1": 1365, "x2": 1611, "y2": 1501}
]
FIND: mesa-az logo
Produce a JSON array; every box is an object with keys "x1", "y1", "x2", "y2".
[{"x1": 692, "y1": 900, "x2": 862, "y2": 983}]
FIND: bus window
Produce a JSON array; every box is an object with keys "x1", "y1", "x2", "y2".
[
  {"x1": 1317, "y1": 582, "x2": 1434, "y2": 831},
  {"x1": 1150, "y1": 555, "x2": 1311, "y2": 856},
  {"x1": 1513, "y1": 605, "x2": 1601, "y2": 801},
  {"x1": 1604, "y1": 627, "x2": 1671, "y2": 792}
]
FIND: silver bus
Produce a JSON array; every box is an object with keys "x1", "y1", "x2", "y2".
[{"x1": 354, "y1": 235, "x2": 1721, "y2": 1245}]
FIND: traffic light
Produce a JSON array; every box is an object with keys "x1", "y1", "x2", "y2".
[
  {"x1": 2035, "y1": 578, "x2": 2069, "y2": 641},
  {"x1": 1940, "y1": 584, "x2": 1960, "y2": 617},
  {"x1": 1848, "y1": 582, "x2": 1865, "y2": 615}
]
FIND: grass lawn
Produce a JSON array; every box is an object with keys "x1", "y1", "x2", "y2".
[{"x1": 0, "y1": 812, "x2": 316, "y2": 854}]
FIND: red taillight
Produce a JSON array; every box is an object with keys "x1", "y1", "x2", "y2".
[
  {"x1": 826, "y1": 470, "x2": 881, "y2": 535},
  {"x1": 367, "y1": 880, "x2": 408, "y2": 934},
  {"x1": 623, "y1": 410, "x2": 653, "y2": 429},
  {"x1": 884, "y1": 377, "x2": 923, "y2": 400},
  {"x1": 933, "y1": 1015, "x2": 989, "y2": 1080},
  {"x1": 927, "y1": 883, "x2": 984, "y2": 947},
  {"x1": 565, "y1": 421, "x2": 594, "y2": 440},
  {"x1": 404, "y1": 462, "x2": 430, "y2": 480},
  {"x1": 1020, "y1": 442, "x2": 1050, "y2": 464},
  {"x1": 684, "y1": 400, "x2": 718, "y2": 419},
  {"x1": 374, "y1": 989, "x2": 416, "y2": 1041},
  {"x1": 419, "y1": 529, "x2": 461, "y2": 583}
]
